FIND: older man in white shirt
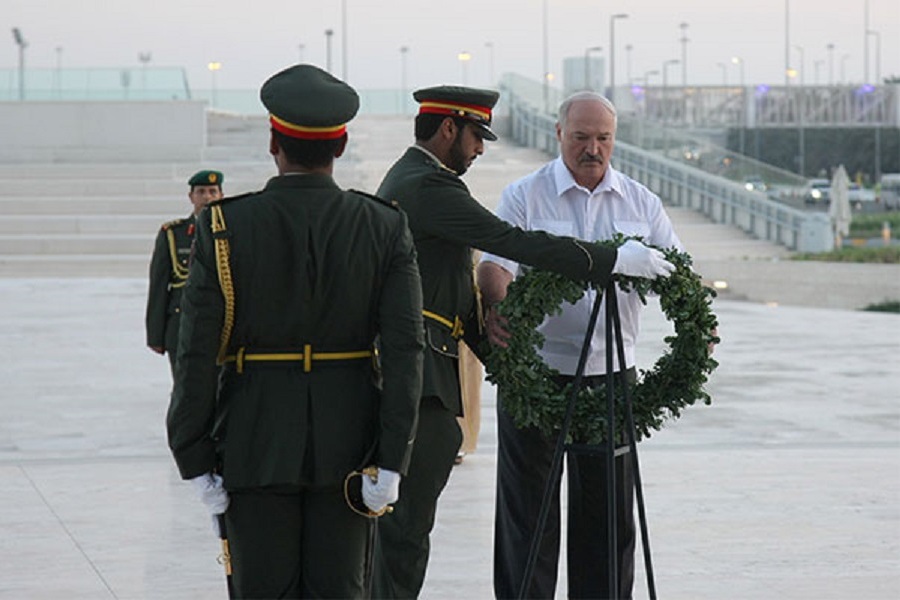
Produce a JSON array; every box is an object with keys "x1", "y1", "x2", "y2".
[{"x1": 478, "y1": 91, "x2": 683, "y2": 600}]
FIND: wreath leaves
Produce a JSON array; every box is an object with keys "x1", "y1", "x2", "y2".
[{"x1": 481, "y1": 235, "x2": 719, "y2": 445}]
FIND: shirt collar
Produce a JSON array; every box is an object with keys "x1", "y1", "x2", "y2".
[
  {"x1": 411, "y1": 144, "x2": 456, "y2": 174},
  {"x1": 552, "y1": 156, "x2": 623, "y2": 199}
]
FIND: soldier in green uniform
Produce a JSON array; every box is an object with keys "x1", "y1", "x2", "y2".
[
  {"x1": 145, "y1": 169, "x2": 223, "y2": 375},
  {"x1": 372, "y1": 85, "x2": 675, "y2": 598},
  {"x1": 166, "y1": 64, "x2": 425, "y2": 599}
]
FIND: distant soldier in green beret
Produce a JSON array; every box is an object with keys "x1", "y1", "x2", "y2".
[
  {"x1": 166, "y1": 64, "x2": 424, "y2": 599},
  {"x1": 145, "y1": 169, "x2": 223, "y2": 375},
  {"x1": 371, "y1": 85, "x2": 674, "y2": 598}
]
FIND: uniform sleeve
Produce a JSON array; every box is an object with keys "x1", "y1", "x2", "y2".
[
  {"x1": 145, "y1": 228, "x2": 171, "y2": 348},
  {"x1": 417, "y1": 171, "x2": 615, "y2": 284},
  {"x1": 166, "y1": 212, "x2": 224, "y2": 479},
  {"x1": 375, "y1": 210, "x2": 425, "y2": 475},
  {"x1": 479, "y1": 180, "x2": 527, "y2": 277}
]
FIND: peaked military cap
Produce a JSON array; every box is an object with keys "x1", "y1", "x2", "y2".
[
  {"x1": 188, "y1": 170, "x2": 223, "y2": 187},
  {"x1": 261, "y1": 64, "x2": 359, "y2": 140},
  {"x1": 413, "y1": 85, "x2": 500, "y2": 141}
]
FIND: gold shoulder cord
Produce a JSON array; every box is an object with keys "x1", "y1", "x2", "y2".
[
  {"x1": 210, "y1": 205, "x2": 236, "y2": 365},
  {"x1": 166, "y1": 228, "x2": 190, "y2": 286}
]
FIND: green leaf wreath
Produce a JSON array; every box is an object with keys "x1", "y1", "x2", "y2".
[{"x1": 481, "y1": 235, "x2": 719, "y2": 446}]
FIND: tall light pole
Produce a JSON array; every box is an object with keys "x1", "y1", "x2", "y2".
[
  {"x1": 625, "y1": 44, "x2": 633, "y2": 84},
  {"x1": 608, "y1": 13, "x2": 628, "y2": 103},
  {"x1": 325, "y1": 29, "x2": 334, "y2": 73},
  {"x1": 12, "y1": 27, "x2": 27, "y2": 101},
  {"x1": 298, "y1": 43, "x2": 305, "y2": 63},
  {"x1": 717, "y1": 62, "x2": 728, "y2": 86},
  {"x1": 55, "y1": 46, "x2": 63, "y2": 99},
  {"x1": 541, "y1": 0, "x2": 549, "y2": 113},
  {"x1": 662, "y1": 59, "x2": 679, "y2": 155},
  {"x1": 458, "y1": 51, "x2": 472, "y2": 85},
  {"x1": 867, "y1": 29, "x2": 880, "y2": 84},
  {"x1": 399, "y1": 46, "x2": 409, "y2": 114},
  {"x1": 792, "y1": 45, "x2": 804, "y2": 86},
  {"x1": 485, "y1": 41, "x2": 495, "y2": 85},
  {"x1": 679, "y1": 22, "x2": 689, "y2": 86},
  {"x1": 207, "y1": 61, "x2": 222, "y2": 107},
  {"x1": 864, "y1": 0, "x2": 870, "y2": 84},
  {"x1": 814, "y1": 60, "x2": 824, "y2": 85},
  {"x1": 341, "y1": 0, "x2": 348, "y2": 81},
  {"x1": 584, "y1": 46, "x2": 602, "y2": 90},
  {"x1": 731, "y1": 56, "x2": 746, "y2": 155},
  {"x1": 138, "y1": 51, "x2": 151, "y2": 91},
  {"x1": 827, "y1": 43, "x2": 835, "y2": 85},
  {"x1": 784, "y1": 0, "x2": 791, "y2": 86}
]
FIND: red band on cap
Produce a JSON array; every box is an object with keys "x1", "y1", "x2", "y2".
[
  {"x1": 418, "y1": 100, "x2": 492, "y2": 122},
  {"x1": 270, "y1": 114, "x2": 347, "y2": 140}
]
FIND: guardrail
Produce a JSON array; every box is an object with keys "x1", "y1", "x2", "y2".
[{"x1": 502, "y1": 83, "x2": 834, "y2": 254}]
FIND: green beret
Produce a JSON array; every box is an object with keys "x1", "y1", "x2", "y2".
[
  {"x1": 413, "y1": 85, "x2": 500, "y2": 141},
  {"x1": 261, "y1": 64, "x2": 359, "y2": 140},
  {"x1": 188, "y1": 170, "x2": 223, "y2": 187}
]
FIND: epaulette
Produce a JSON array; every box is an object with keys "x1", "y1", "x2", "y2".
[
  {"x1": 160, "y1": 217, "x2": 186, "y2": 231},
  {"x1": 349, "y1": 189, "x2": 401, "y2": 211},
  {"x1": 207, "y1": 190, "x2": 260, "y2": 208}
]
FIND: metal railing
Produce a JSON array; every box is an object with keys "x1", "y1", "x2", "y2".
[{"x1": 500, "y1": 76, "x2": 833, "y2": 253}]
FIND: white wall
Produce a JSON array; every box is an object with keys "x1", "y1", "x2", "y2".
[{"x1": 0, "y1": 101, "x2": 207, "y2": 163}]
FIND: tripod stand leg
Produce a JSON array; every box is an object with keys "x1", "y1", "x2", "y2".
[
  {"x1": 516, "y1": 289, "x2": 605, "y2": 600},
  {"x1": 609, "y1": 289, "x2": 657, "y2": 600}
]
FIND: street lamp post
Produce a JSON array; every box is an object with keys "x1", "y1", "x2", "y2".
[
  {"x1": 625, "y1": 44, "x2": 633, "y2": 84},
  {"x1": 792, "y1": 45, "x2": 805, "y2": 86},
  {"x1": 138, "y1": 51, "x2": 151, "y2": 92},
  {"x1": 341, "y1": 0, "x2": 348, "y2": 80},
  {"x1": 11, "y1": 27, "x2": 27, "y2": 101},
  {"x1": 485, "y1": 41, "x2": 495, "y2": 86},
  {"x1": 584, "y1": 46, "x2": 602, "y2": 90},
  {"x1": 662, "y1": 59, "x2": 679, "y2": 156},
  {"x1": 325, "y1": 29, "x2": 334, "y2": 73},
  {"x1": 298, "y1": 43, "x2": 305, "y2": 63},
  {"x1": 207, "y1": 61, "x2": 222, "y2": 108},
  {"x1": 814, "y1": 60, "x2": 824, "y2": 85},
  {"x1": 608, "y1": 13, "x2": 628, "y2": 104},
  {"x1": 399, "y1": 46, "x2": 409, "y2": 114},
  {"x1": 458, "y1": 51, "x2": 472, "y2": 85},
  {"x1": 784, "y1": 0, "x2": 791, "y2": 86},
  {"x1": 827, "y1": 43, "x2": 835, "y2": 85},
  {"x1": 867, "y1": 29, "x2": 880, "y2": 83},
  {"x1": 731, "y1": 56, "x2": 746, "y2": 155},
  {"x1": 55, "y1": 46, "x2": 63, "y2": 99},
  {"x1": 717, "y1": 62, "x2": 728, "y2": 86},
  {"x1": 679, "y1": 22, "x2": 689, "y2": 86}
]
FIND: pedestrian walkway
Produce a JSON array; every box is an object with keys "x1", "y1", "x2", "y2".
[{"x1": 0, "y1": 113, "x2": 898, "y2": 599}]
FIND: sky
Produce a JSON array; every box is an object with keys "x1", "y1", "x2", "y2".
[{"x1": 4, "y1": 0, "x2": 899, "y2": 93}]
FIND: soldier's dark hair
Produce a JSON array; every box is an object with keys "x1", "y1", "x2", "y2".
[
  {"x1": 271, "y1": 129, "x2": 345, "y2": 168},
  {"x1": 414, "y1": 114, "x2": 469, "y2": 141}
]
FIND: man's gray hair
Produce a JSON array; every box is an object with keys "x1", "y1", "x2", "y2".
[{"x1": 557, "y1": 91, "x2": 617, "y2": 130}]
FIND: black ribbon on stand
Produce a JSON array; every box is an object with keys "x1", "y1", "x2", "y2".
[{"x1": 516, "y1": 281, "x2": 657, "y2": 600}]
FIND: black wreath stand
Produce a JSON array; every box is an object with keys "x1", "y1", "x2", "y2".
[{"x1": 516, "y1": 281, "x2": 657, "y2": 600}]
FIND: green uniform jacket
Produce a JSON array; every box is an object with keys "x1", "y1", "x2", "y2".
[
  {"x1": 145, "y1": 215, "x2": 195, "y2": 353},
  {"x1": 376, "y1": 147, "x2": 616, "y2": 415},
  {"x1": 167, "y1": 174, "x2": 425, "y2": 489}
]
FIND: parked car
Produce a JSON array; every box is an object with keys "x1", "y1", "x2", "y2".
[
  {"x1": 847, "y1": 183, "x2": 876, "y2": 203},
  {"x1": 878, "y1": 173, "x2": 900, "y2": 210},
  {"x1": 803, "y1": 178, "x2": 831, "y2": 204},
  {"x1": 743, "y1": 176, "x2": 768, "y2": 193}
]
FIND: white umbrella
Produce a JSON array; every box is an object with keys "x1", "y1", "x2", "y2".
[{"x1": 828, "y1": 164, "x2": 852, "y2": 246}]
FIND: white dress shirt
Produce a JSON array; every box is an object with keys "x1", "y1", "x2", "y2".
[{"x1": 481, "y1": 157, "x2": 683, "y2": 375}]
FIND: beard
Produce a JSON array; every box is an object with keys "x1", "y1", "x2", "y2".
[{"x1": 447, "y1": 132, "x2": 470, "y2": 176}]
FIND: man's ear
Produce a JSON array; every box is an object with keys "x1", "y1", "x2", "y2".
[
  {"x1": 441, "y1": 117, "x2": 458, "y2": 141},
  {"x1": 269, "y1": 131, "x2": 279, "y2": 157},
  {"x1": 334, "y1": 134, "x2": 349, "y2": 158}
]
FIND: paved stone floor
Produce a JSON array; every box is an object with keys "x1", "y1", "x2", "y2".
[{"x1": 0, "y1": 277, "x2": 897, "y2": 599}]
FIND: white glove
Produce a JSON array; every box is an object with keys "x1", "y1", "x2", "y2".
[
  {"x1": 612, "y1": 240, "x2": 676, "y2": 279},
  {"x1": 361, "y1": 468, "x2": 401, "y2": 514},
  {"x1": 190, "y1": 472, "x2": 230, "y2": 516}
]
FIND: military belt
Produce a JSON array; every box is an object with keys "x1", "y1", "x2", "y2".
[
  {"x1": 422, "y1": 309, "x2": 465, "y2": 340},
  {"x1": 222, "y1": 344, "x2": 373, "y2": 374}
]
